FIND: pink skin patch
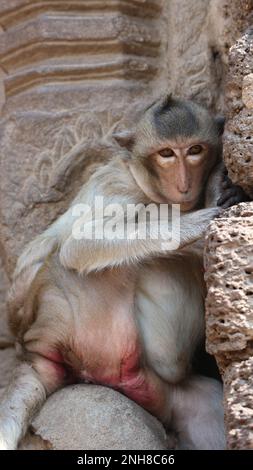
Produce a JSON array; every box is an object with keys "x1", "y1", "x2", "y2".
[
  {"x1": 118, "y1": 349, "x2": 164, "y2": 412},
  {"x1": 37, "y1": 346, "x2": 164, "y2": 414},
  {"x1": 44, "y1": 350, "x2": 65, "y2": 364},
  {"x1": 50, "y1": 361, "x2": 67, "y2": 382},
  {"x1": 120, "y1": 370, "x2": 158, "y2": 407},
  {"x1": 83, "y1": 346, "x2": 163, "y2": 413}
]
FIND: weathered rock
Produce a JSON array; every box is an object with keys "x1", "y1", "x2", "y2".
[
  {"x1": 215, "y1": 0, "x2": 253, "y2": 53},
  {"x1": 242, "y1": 73, "x2": 253, "y2": 108},
  {"x1": 205, "y1": 202, "x2": 253, "y2": 448},
  {"x1": 205, "y1": 7, "x2": 253, "y2": 447},
  {"x1": 161, "y1": 0, "x2": 226, "y2": 110},
  {"x1": 223, "y1": 28, "x2": 253, "y2": 197},
  {"x1": 205, "y1": 203, "x2": 253, "y2": 364},
  {"x1": 20, "y1": 385, "x2": 168, "y2": 450},
  {"x1": 224, "y1": 358, "x2": 253, "y2": 450}
]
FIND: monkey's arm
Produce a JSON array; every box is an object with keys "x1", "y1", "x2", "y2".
[
  {"x1": 0, "y1": 364, "x2": 46, "y2": 449},
  {"x1": 58, "y1": 203, "x2": 219, "y2": 273},
  {"x1": 10, "y1": 161, "x2": 219, "y2": 305}
]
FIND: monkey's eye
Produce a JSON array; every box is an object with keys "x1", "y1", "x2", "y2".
[
  {"x1": 158, "y1": 148, "x2": 175, "y2": 158},
  {"x1": 188, "y1": 145, "x2": 203, "y2": 155}
]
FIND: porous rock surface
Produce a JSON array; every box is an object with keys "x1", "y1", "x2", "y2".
[
  {"x1": 223, "y1": 28, "x2": 253, "y2": 197},
  {"x1": 19, "y1": 385, "x2": 168, "y2": 450},
  {"x1": 205, "y1": 8, "x2": 253, "y2": 448},
  {"x1": 224, "y1": 358, "x2": 253, "y2": 449},
  {"x1": 205, "y1": 203, "x2": 253, "y2": 449}
]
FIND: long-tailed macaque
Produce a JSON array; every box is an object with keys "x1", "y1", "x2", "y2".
[{"x1": 0, "y1": 96, "x2": 246, "y2": 450}]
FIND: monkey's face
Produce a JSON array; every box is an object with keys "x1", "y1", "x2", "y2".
[
  {"x1": 149, "y1": 139, "x2": 214, "y2": 211},
  {"x1": 126, "y1": 95, "x2": 224, "y2": 209}
]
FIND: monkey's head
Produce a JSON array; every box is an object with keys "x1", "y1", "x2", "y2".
[{"x1": 115, "y1": 96, "x2": 225, "y2": 211}]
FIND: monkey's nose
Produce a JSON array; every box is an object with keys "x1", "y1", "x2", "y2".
[
  {"x1": 177, "y1": 186, "x2": 189, "y2": 194},
  {"x1": 177, "y1": 179, "x2": 190, "y2": 193}
]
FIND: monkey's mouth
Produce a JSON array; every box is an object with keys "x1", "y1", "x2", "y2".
[
  {"x1": 170, "y1": 195, "x2": 198, "y2": 205},
  {"x1": 173, "y1": 197, "x2": 199, "y2": 211}
]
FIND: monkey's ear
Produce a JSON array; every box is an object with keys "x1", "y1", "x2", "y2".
[
  {"x1": 112, "y1": 130, "x2": 135, "y2": 151},
  {"x1": 215, "y1": 116, "x2": 225, "y2": 136}
]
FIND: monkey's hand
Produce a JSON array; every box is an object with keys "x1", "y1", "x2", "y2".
[{"x1": 217, "y1": 169, "x2": 250, "y2": 209}]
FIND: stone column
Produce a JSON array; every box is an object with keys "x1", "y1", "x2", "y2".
[
  {"x1": 223, "y1": 28, "x2": 253, "y2": 197},
  {"x1": 205, "y1": 23, "x2": 253, "y2": 449},
  {"x1": 205, "y1": 203, "x2": 253, "y2": 449}
]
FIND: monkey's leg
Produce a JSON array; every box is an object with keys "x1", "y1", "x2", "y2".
[
  {"x1": 0, "y1": 354, "x2": 63, "y2": 450},
  {"x1": 136, "y1": 259, "x2": 225, "y2": 449},
  {"x1": 0, "y1": 363, "x2": 46, "y2": 450},
  {"x1": 168, "y1": 375, "x2": 225, "y2": 450},
  {"x1": 136, "y1": 256, "x2": 205, "y2": 384}
]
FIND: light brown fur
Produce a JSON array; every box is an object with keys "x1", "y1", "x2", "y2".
[{"x1": 1, "y1": 96, "x2": 243, "y2": 450}]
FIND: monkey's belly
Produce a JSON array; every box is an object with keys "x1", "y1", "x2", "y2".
[{"x1": 26, "y1": 264, "x2": 167, "y2": 412}]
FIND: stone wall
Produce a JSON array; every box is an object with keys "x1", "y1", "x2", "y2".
[
  {"x1": 0, "y1": 0, "x2": 252, "y2": 449},
  {"x1": 223, "y1": 27, "x2": 253, "y2": 197},
  {"x1": 205, "y1": 203, "x2": 253, "y2": 449},
  {"x1": 205, "y1": 16, "x2": 253, "y2": 449}
]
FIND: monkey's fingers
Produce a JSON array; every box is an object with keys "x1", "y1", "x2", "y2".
[
  {"x1": 217, "y1": 188, "x2": 238, "y2": 206},
  {"x1": 221, "y1": 179, "x2": 232, "y2": 190},
  {"x1": 219, "y1": 197, "x2": 241, "y2": 209}
]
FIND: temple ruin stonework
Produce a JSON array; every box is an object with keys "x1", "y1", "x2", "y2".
[{"x1": 0, "y1": 0, "x2": 252, "y2": 449}]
